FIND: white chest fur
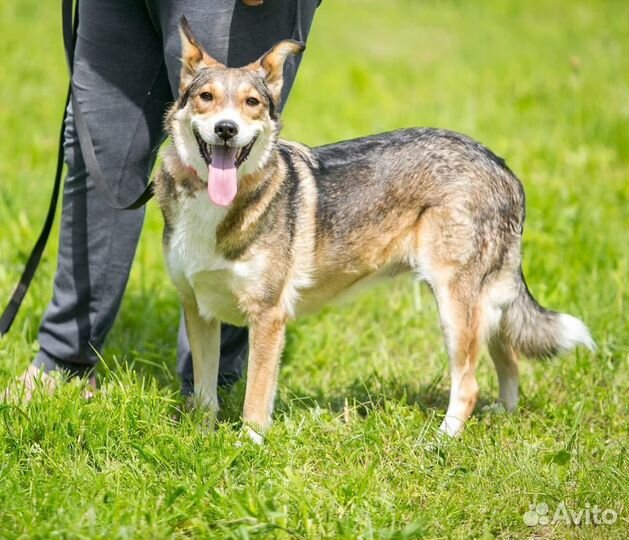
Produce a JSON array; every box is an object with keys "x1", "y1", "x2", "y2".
[{"x1": 165, "y1": 191, "x2": 262, "y2": 326}]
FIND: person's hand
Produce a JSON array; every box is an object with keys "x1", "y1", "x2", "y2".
[{"x1": 242, "y1": 0, "x2": 264, "y2": 6}]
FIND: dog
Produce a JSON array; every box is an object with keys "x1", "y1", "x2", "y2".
[{"x1": 154, "y1": 17, "x2": 594, "y2": 442}]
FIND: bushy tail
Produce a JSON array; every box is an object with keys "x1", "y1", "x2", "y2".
[{"x1": 502, "y1": 271, "x2": 595, "y2": 358}]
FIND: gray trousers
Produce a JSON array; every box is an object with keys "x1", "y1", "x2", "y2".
[{"x1": 33, "y1": 0, "x2": 318, "y2": 393}]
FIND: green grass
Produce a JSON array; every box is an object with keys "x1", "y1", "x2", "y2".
[{"x1": 1, "y1": 0, "x2": 628, "y2": 538}]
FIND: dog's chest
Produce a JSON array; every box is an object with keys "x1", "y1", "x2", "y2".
[{"x1": 165, "y1": 192, "x2": 262, "y2": 325}]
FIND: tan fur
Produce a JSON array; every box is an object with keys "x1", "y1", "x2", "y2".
[
  {"x1": 243, "y1": 307, "x2": 287, "y2": 433},
  {"x1": 179, "y1": 17, "x2": 224, "y2": 90},
  {"x1": 154, "y1": 23, "x2": 594, "y2": 442},
  {"x1": 247, "y1": 41, "x2": 305, "y2": 101}
]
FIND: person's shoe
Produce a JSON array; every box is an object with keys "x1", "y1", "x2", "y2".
[{"x1": 2, "y1": 364, "x2": 96, "y2": 403}]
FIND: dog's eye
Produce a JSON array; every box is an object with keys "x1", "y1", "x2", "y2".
[
  {"x1": 199, "y1": 92, "x2": 213, "y2": 102},
  {"x1": 246, "y1": 97, "x2": 260, "y2": 107}
]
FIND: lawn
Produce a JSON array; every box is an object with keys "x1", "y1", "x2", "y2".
[{"x1": 1, "y1": 0, "x2": 628, "y2": 538}]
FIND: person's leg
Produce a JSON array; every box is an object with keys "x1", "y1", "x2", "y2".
[
  {"x1": 33, "y1": 0, "x2": 172, "y2": 379},
  {"x1": 150, "y1": 0, "x2": 319, "y2": 394}
]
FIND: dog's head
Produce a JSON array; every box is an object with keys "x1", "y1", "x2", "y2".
[{"x1": 166, "y1": 16, "x2": 304, "y2": 207}]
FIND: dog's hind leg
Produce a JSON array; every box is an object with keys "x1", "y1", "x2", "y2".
[
  {"x1": 432, "y1": 278, "x2": 483, "y2": 437},
  {"x1": 242, "y1": 308, "x2": 287, "y2": 443},
  {"x1": 488, "y1": 332, "x2": 519, "y2": 411},
  {"x1": 183, "y1": 302, "x2": 221, "y2": 420}
]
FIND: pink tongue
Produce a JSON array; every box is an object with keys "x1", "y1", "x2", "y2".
[{"x1": 208, "y1": 145, "x2": 238, "y2": 207}]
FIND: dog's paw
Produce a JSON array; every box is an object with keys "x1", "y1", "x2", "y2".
[
  {"x1": 416, "y1": 432, "x2": 455, "y2": 466},
  {"x1": 236, "y1": 425, "x2": 265, "y2": 445},
  {"x1": 245, "y1": 426, "x2": 265, "y2": 445},
  {"x1": 181, "y1": 395, "x2": 219, "y2": 432},
  {"x1": 481, "y1": 402, "x2": 513, "y2": 415}
]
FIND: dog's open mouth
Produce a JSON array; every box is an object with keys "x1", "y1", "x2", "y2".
[
  {"x1": 194, "y1": 130, "x2": 256, "y2": 168},
  {"x1": 193, "y1": 129, "x2": 257, "y2": 207}
]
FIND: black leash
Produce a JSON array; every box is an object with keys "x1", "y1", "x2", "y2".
[{"x1": 0, "y1": 0, "x2": 153, "y2": 336}]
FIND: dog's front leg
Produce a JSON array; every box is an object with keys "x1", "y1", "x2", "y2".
[
  {"x1": 242, "y1": 308, "x2": 287, "y2": 443},
  {"x1": 182, "y1": 302, "x2": 221, "y2": 422}
]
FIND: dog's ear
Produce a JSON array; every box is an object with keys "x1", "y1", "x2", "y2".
[
  {"x1": 249, "y1": 40, "x2": 305, "y2": 104},
  {"x1": 179, "y1": 16, "x2": 224, "y2": 90}
]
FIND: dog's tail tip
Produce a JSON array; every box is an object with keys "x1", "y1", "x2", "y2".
[
  {"x1": 556, "y1": 313, "x2": 596, "y2": 353},
  {"x1": 501, "y1": 275, "x2": 595, "y2": 358}
]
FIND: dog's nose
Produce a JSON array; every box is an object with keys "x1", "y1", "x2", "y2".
[{"x1": 214, "y1": 120, "x2": 239, "y2": 141}]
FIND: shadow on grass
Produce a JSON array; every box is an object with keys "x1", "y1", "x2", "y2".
[
  {"x1": 99, "y1": 289, "x2": 504, "y2": 427},
  {"x1": 281, "y1": 375, "x2": 493, "y2": 419},
  {"x1": 215, "y1": 370, "x2": 496, "y2": 427}
]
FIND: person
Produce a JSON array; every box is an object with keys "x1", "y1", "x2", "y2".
[{"x1": 11, "y1": 0, "x2": 319, "y2": 400}]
